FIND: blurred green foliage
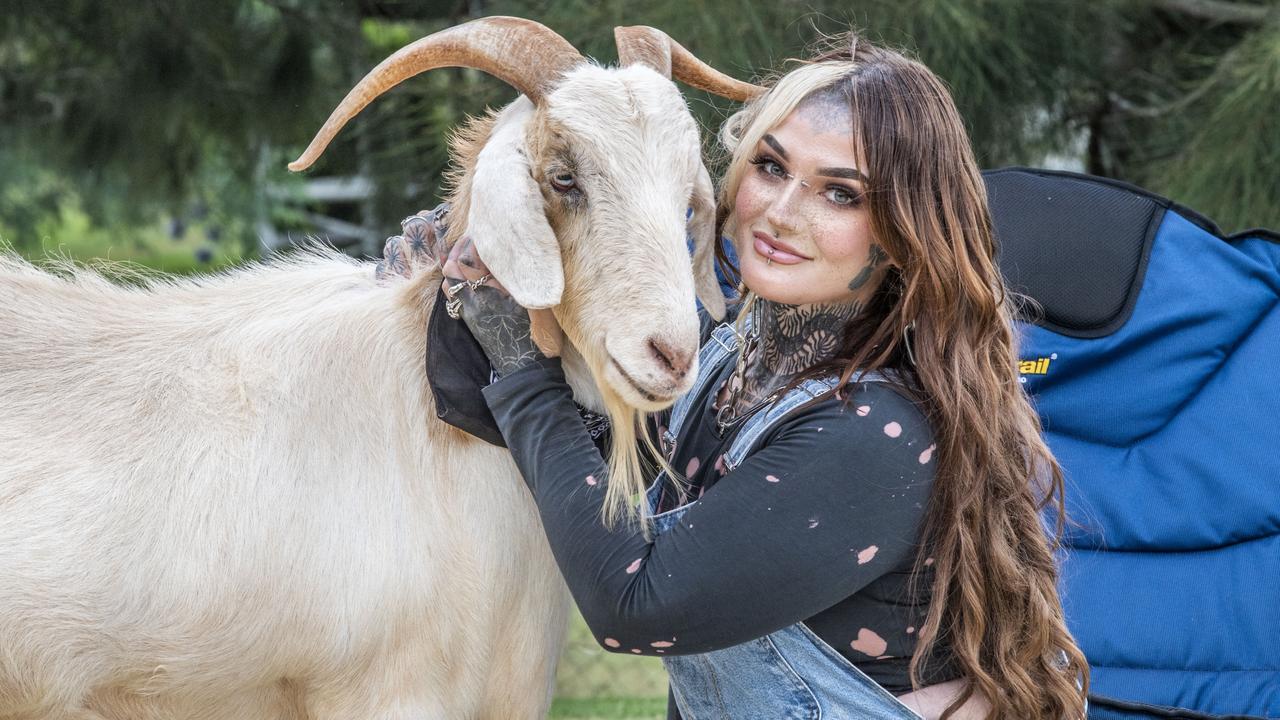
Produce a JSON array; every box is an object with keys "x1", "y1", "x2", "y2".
[
  {"x1": 1, "y1": 0, "x2": 1277, "y2": 268},
  {"x1": 549, "y1": 697, "x2": 667, "y2": 720},
  {"x1": 553, "y1": 608, "x2": 668, "y2": 718}
]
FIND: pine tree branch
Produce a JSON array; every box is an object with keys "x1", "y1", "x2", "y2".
[
  {"x1": 1109, "y1": 23, "x2": 1252, "y2": 119},
  {"x1": 1152, "y1": 0, "x2": 1271, "y2": 25}
]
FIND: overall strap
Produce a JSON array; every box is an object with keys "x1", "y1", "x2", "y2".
[
  {"x1": 665, "y1": 319, "x2": 747, "y2": 438},
  {"x1": 722, "y1": 369, "x2": 895, "y2": 473},
  {"x1": 665, "y1": 313, "x2": 900, "y2": 473}
]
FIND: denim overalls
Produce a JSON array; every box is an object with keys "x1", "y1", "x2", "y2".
[{"x1": 646, "y1": 317, "x2": 924, "y2": 720}]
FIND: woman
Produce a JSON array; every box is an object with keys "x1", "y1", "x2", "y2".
[{"x1": 418, "y1": 34, "x2": 1088, "y2": 720}]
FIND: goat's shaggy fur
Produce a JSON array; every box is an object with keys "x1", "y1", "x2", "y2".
[
  {"x1": 0, "y1": 251, "x2": 569, "y2": 719},
  {"x1": 0, "y1": 49, "x2": 724, "y2": 720}
]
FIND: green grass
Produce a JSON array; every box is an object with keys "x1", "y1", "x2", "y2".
[
  {"x1": 549, "y1": 697, "x2": 668, "y2": 720},
  {"x1": 552, "y1": 609, "x2": 668, "y2": 719}
]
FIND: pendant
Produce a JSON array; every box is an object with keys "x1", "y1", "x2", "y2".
[{"x1": 714, "y1": 402, "x2": 735, "y2": 434}]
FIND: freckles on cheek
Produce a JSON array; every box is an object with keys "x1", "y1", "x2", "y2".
[
  {"x1": 731, "y1": 182, "x2": 768, "y2": 262},
  {"x1": 823, "y1": 217, "x2": 876, "y2": 267},
  {"x1": 733, "y1": 180, "x2": 767, "y2": 222}
]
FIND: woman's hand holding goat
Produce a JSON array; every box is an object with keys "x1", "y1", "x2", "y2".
[
  {"x1": 442, "y1": 236, "x2": 541, "y2": 376},
  {"x1": 438, "y1": 223, "x2": 563, "y2": 374},
  {"x1": 375, "y1": 202, "x2": 562, "y2": 374},
  {"x1": 375, "y1": 204, "x2": 451, "y2": 281}
]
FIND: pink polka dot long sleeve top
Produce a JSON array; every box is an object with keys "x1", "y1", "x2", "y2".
[{"x1": 481, "y1": 356, "x2": 959, "y2": 695}]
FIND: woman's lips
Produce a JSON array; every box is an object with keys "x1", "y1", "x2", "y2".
[{"x1": 753, "y1": 231, "x2": 809, "y2": 265}]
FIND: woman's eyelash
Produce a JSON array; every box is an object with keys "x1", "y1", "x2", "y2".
[
  {"x1": 748, "y1": 154, "x2": 785, "y2": 176},
  {"x1": 826, "y1": 186, "x2": 865, "y2": 207}
]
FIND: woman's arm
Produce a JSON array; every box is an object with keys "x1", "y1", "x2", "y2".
[{"x1": 483, "y1": 360, "x2": 936, "y2": 657}]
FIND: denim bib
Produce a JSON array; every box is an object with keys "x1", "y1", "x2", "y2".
[{"x1": 647, "y1": 318, "x2": 923, "y2": 720}]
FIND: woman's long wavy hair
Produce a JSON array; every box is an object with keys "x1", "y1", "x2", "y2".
[{"x1": 714, "y1": 36, "x2": 1089, "y2": 719}]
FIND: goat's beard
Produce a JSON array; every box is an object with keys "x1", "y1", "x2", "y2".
[
  {"x1": 557, "y1": 316, "x2": 679, "y2": 536},
  {"x1": 598, "y1": 386, "x2": 670, "y2": 537}
]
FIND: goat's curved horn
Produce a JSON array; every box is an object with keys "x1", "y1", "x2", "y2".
[
  {"x1": 613, "y1": 26, "x2": 765, "y2": 102},
  {"x1": 290, "y1": 16, "x2": 581, "y2": 172}
]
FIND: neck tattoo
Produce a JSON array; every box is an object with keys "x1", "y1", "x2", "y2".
[
  {"x1": 752, "y1": 298, "x2": 864, "y2": 380},
  {"x1": 716, "y1": 296, "x2": 866, "y2": 426}
]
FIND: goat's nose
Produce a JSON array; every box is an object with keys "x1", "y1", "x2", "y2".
[{"x1": 648, "y1": 336, "x2": 694, "y2": 381}]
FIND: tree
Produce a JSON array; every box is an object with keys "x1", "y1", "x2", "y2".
[{"x1": 1, "y1": 0, "x2": 1276, "y2": 259}]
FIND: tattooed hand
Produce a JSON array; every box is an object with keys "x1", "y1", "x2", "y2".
[
  {"x1": 441, "y1": 236, "x2": 563, "y2": 376},
  {"x1": 375, "y1": 203, "x2": 451, "y2": 281}
]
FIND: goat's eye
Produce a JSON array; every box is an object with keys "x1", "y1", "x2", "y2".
[{"x1": 551, "y1": 173, "x2": 576, "y2": 192}]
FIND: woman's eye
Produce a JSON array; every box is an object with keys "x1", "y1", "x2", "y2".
[
  {"x1": 551, "y1": 173, "x2": 576, "y2": 192},
  {"x1": 750, "y1": 155, "x2": 787, "y2": 179},
  {"x1": 825, "y1": 186, "x2": 862, "y2": 207}
]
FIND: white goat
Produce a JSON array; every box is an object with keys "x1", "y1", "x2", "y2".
[{"x1": 0, "y1": 18, "x2": 758, "y2": 720}]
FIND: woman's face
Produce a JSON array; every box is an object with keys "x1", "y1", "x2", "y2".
[{"x1": 732, "y1": 102, "x2": 891, "y2": 308}]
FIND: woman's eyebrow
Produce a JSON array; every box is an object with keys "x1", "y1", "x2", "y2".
[
  {"x1": 816, "y1": 166, "x2": 868, "y2": 182},
  {"x1": 762, "y1": 134, "x2": 789, "y2": 160}
]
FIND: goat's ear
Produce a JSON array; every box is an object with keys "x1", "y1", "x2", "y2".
[
  {"x1": 689, "y1": 164, "x2": 726, "y2": 320},
  {"x1": 468, "y1": 97, "x2": 564, "y2": 309}
]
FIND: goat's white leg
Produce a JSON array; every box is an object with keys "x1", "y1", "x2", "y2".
[
  {"x1": 300, "y1": 643, "x2": 465, "y2": 720},
  {"x1": 303, "y1": 684, "x2": 454, "y2": 720},
  {"x1": 43, "y1": 709, "x2": 109, "y2": 720},
  {"x1": 472, "y1": 585, "x2": 572, "y2": 720}
]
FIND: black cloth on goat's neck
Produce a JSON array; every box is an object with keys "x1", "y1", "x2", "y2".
[
  {"x1": 425, "y1": 286, "x2": 610, "y2": 448},
  {"x1": 425, "y1": 286, "x2": 508, "y2": 447}
]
